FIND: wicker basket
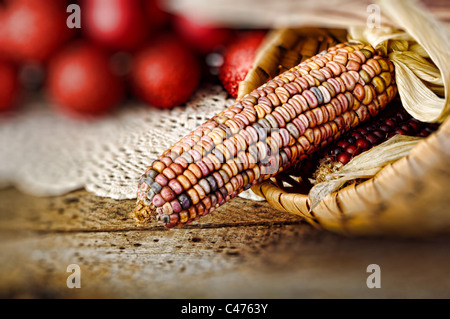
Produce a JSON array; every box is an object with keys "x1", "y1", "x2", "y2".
[{"x1": 244, "y1": 28, "x2": 450, "y2": 237}]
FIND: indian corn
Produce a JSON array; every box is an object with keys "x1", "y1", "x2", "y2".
[
  {"x1": 304, "y1": 100, "x2": 440, "y2": 185},
  {"x1": 325, "y1": 100, "x2": 440, "y2": 165},
  {"x1": 329, "y1": 105, "x2": 437, "y2": 165},
  {"x1": 133, "y1": 42, "x2": 397, "y2": 228}
]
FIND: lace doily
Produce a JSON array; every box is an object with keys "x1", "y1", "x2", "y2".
[{"x1": 0, "y1": 85, "x2": 263, "y2": 201}]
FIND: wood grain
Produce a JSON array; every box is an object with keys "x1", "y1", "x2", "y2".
[{"x1": 1, "y1": 187, "x2": 450, "y2": 298}]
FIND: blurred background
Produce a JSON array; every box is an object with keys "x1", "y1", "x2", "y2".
[
  {"x1": 1, "y1": 0, "x2": 447, "y2": 120},
  {"x1": 0, "y1": 0, "x2": 270, "y2": 120}
]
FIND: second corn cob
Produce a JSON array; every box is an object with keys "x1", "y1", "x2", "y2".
[
  {"x1": 133, "y1": 42, "x2": 397, "y2": 228},
  {"x1": 327, "y1": 104, "x2": 440, "y2": 166},
  {"x1": 304, "y1": 99, "x2": 440, "y2": 185}
]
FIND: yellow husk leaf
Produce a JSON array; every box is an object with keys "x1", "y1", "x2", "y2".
[{"x1": 349, "y1": 0, "x2": 450, "y2": 123}]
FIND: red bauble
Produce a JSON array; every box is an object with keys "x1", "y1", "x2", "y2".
[
  {"x1": 81, "y1": 0, "x2": 149, "y2": 51},
  {"x1": 173, "y1": 14, "x2": 233, "y2": 54},
  {"x1": 144, "y1": 0, "x2": 171, "y2": 30},
  {"x1": 0, "y1": 9, "x2": 9, "y2": 60},
  {"x1": 219, "y1": 31, "x2": 266, "y2": 98},
  {"x1": 2, "y1": 0, "x2": 73, "y2": 63},
  {"x1": 0, "y1": 60, "x2": 19, "y2": 112},
  {"x1": 46, "y1": 42, "x2": 125, "y2": 118},
  {"x1": 131, "y1": 35, "x2": 201, "y2": 109}
]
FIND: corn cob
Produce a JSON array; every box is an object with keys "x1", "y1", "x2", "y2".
[
  {"x1": 133, "y1": 42, "x2": 397, "y2": 228},
  {"x1": 306, "y1": 101, "x2": 440, "y2": 184},
  {"x1": 326, "y1": 100, "x2": 440, "y2": 165}
]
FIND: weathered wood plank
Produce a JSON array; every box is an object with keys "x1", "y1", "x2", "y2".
[
  {"x1": 1, "y1": 187, "x2": 450, "y2": 298},
  {"x1": 0, "y1": 188, "x2": 303, "y2": 233}
]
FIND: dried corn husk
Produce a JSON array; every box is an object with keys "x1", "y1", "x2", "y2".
[{"x1": 349, "y1": 0, "x2": 450, "y2": 123}]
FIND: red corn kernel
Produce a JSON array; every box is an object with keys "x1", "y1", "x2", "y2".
[
  {"x1": 356, "y1": 138, "x2": 370, "y2": 149},
  {"x1": 384, "y1": 119, "x2": 397, "y2": 127},
  {"x1": 337, "y1": 152, "x2": 351, "y2": 165},
  {"x1": 417, "y1": 129, "x2": 429, "y2": 137},
  {"x1": 345, "y1": 144, "x2": 360, "y2": 156},
  {"x1": 336, "y1": 140, "x2": 350, "y2": 148},
  {"x1": 372, "y1": 130, "x2": 385, "y2": 139},
  {"x1": 393, "y1": 128, "x2": 406, "y2": 135},
  {"x1": 400, "y1": 124, "x2": 412, "y2": 134},
  {"x1": 365, "y1": 133, "x2": 379, "y2": 145},
  {"x1": 350, "y1": 131, "x2": 363, "y2": 139},
  {"x1": 407, "y1": 121, "x2": 421, "y2": 132},
  {"x1": 357, "y1": 127, "x2": 368, "y2": 135},
  {"x1": 395, "y1": 112, "x2": 408, "y2": 122},
  {"x1": 346, "y1": 136, "x2": 356, "y2": 144}
]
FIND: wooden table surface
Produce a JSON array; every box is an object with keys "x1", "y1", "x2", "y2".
[{"x1": 1, "y1": 186, "x2": 449, "y2": 299}]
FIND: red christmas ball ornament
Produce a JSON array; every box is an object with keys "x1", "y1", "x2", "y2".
[
  {"x1": 131, "y1": 35, "x2": 201, "y2": 109},
  {"x1": 0, "y1": 60, "x2": 19, "y2": 112},
  {"x1": 219, "y1": 31, "x2": 266, "y2": 98},
  {"x1": 0, "y1": 9, "x2": 9, "y2": 61},
  {"x1": 46, "y1": 42, "x2": 125, "y2": 118},
  {"x1": 144, "y1": 0, "x2": 171, "y2": 30},
  {"x1": 173, "y1": 14, "x2": 233, "y2": 54},
  {"x1": 2, "y1": 0, "x2": 74, "y2": 63},
  {"x1": 81, "y1": 0, "x2": 149, "y2": 51}
]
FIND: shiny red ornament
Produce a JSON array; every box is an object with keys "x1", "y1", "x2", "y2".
[
  {"x1": 219, "y1": 31, "x2": 266, "y2": 98},
  {"x1": 173, "y1": 14, "x2": 233, "y2": 54},
  {"x1": 1, "y1": 0, "x2": 73, "y2": 63},
  {"x1": 0, "y1": 9, "x2": 8, "y2": 61},
  {"x1": 144, "y1": 0, "x2": 171, "y2": 30},
  {"x1": 81, "y1": 0, "x2": 149, "y2": 51},
  {"x1": 131, "y1": 35, "x2": 201, "y2": 109},
  {"x1": 46, "y1": 42, "x2": 125, "y2": 118},
  {"x1": 0, "y1": 61, "x2": 19, "y2": 112}
]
